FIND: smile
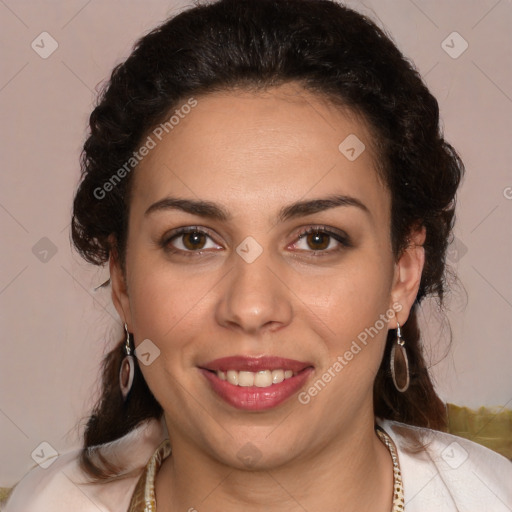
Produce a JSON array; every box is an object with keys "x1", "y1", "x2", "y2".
[
  {"x1": 199, "y1": 355, "x2": 314, "y2": 410},
  {"x1": 215, "y1": 369, "x2": 296, "y2": 387}
]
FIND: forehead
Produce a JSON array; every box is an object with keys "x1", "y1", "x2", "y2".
[{"x1": 130, "y1": 84, "x2": 389, "y2": 223}]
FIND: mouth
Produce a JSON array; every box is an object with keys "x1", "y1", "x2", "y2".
[
  {"x1": 198, "y1": 356, "x2": 314, "y2": 410},
  {"x1": 208, "y1": 368, "x2": 299, "y2": 387}
]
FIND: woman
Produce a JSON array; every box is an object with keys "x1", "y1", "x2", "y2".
[{"x1": 4, "y1": 0, "x2": 511, "y2": 510}]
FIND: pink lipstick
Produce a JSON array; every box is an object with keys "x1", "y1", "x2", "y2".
[{"x1": 199, "y1": 356, "x2": 314, "y2": 410}]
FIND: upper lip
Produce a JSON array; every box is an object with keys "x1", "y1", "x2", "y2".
[{"x1": 200, "y1": 356, "x2": 314, "y2": 373}]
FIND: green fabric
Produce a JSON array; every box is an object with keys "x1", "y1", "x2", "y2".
[
  {"x1": 446, "y1": 403, "x2": 512, "y2": 460},
  {"x1": 0, "y1": 486, "x2": 12, "y2": 502}
]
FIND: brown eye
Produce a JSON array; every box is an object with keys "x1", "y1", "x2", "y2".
[
  {"x1": 305, "y1": 231, "x2": 330, "y2": 251},
  {"x1": 161, "y1": 226, "x2": 221, "y2": 255},
  {"x1": 292, "y1": 226, "x2": 351, "y2": 256},
  {"x1": 182, "y1": 231, "x2": 207, "y2": 250}
]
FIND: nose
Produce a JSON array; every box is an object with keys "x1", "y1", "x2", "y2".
[{"x1": 215, "y1": 247, "x2": 293, "y2": 335}]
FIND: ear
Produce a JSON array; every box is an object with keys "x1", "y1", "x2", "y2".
[
  {"x1": 389, "y1": 225, "x2": 426, "y2": 327},
  {"x1": 108, "y1": 235, "x2": 133, "y2": 330}
]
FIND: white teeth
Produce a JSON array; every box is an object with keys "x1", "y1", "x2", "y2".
[
  {"x1": 226, "y1": 370, "x2": 238, "y2": 385},
  {"x1": 254, "y1": 370, "x2": 272, "y2": 387},
  {"x1": 272, "y1": 369, "x2": 284, "y2": 384},
  {"x1": 238, "y1": 371, "x2": 255, "y2": 387},
  {"x1": 215, "y1": 369, "x2": 297, "y2": 387}
]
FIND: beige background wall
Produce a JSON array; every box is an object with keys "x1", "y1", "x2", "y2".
[{"x1": 1, "y1": 0, "x2": 511, "y2": 485}]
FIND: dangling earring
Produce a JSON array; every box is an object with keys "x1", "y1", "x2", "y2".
[
  {"x1": 119, "y1": 323, "x2": 135, "y2": 400},
  {"x1": 390, "y1": 321, "x2": 410, "y2": 392}
]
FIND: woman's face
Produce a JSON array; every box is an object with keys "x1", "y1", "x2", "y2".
[{"x1": 111, "y1": 83, "x2": 423, "y2": 468}]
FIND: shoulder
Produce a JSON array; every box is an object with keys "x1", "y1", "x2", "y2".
[
  {"x1": 2, "y1": 417, "x2": 167, "y2": 512},
  {"x1": 377, "y1": 417, "x2": 512, "y2": 512}
]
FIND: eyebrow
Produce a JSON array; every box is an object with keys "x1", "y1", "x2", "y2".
[{"x1": 144, "y1": 194, "x2": 370, "y2": 223}]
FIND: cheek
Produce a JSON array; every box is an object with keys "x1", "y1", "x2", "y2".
[
  {"x1": 303, "y1": 255, "x2": 393, "y2": 338},
  {"x1": 125, "y1": 258, "x2": 215, "y2": 406},
  {"x1": 300, "y1": 254, "x2": 394, "y2": 391},
  {"x1": 126, "y1": 254, "x2": 221, "y2": 355}
]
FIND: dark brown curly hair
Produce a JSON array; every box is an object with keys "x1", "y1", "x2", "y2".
[{"x1": 71, "y1": 0, "x2": 464, "y2": 480}]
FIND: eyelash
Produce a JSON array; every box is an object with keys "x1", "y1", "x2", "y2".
[{"x1": 160, "y1": 225, "x2": 351, "y2": 258}]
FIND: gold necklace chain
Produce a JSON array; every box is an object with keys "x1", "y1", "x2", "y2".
[
  {"x1": 129, "y1": 426, "x2": 405, "y2": 512},
  {"x1": 376, "y1": 425, "x2": 405, "y2": 511}
]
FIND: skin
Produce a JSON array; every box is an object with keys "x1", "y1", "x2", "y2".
[{"x1": 110, "y1": 83, "x2": 426, "y2": 512}]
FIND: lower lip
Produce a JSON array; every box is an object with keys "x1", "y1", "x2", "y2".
[{"x1": 199, "y1": 368, "x2": 314, "y2": 411}]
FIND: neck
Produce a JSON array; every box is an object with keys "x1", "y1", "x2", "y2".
[{"x1": 155, "y1": 413, "x2": 394, "y2": 512}]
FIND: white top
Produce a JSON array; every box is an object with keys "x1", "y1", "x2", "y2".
[{"x1": 3, "y1": 416, "x2": 512, "y2": 511}]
